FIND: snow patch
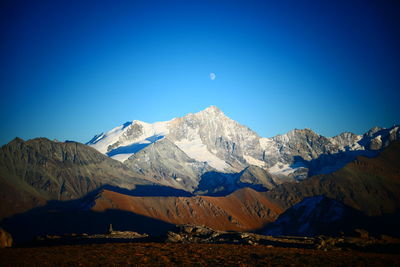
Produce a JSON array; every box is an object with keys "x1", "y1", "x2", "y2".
[
  {"x1": 374, "y1": 135, "x2": 382, "y2": 142},
  {"x1": 243, "y1": 155, "x2": 265, "y2": 167},
  {"x1": 110, "y1": 153, "x2": 135, "y2": 162},
  {"x1": 259, "y1": 138, "x2": 275, "y2": 150},
  {"x1": 89, "y1": 124, "x2": 130, "y2": 154},
  {"x1": 349, "y1": 135, "x2": 363, "y2": 151},
  {"x1": 268, "y1": 163, "x2": 297, "y2": 175},
  {"x1": 88, "y1": 120, "x2": 170, "y2": 155},
  {"x1": 175, "y1": 137, "x2": 230, "y2": 172}
]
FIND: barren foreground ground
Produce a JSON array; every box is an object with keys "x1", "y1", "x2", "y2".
[{"x1": 1, "y1": 243, "x2": 400, "y2": 266}]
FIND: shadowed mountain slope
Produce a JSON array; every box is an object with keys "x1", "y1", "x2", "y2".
[
  {"x1": 194, "y1": 166, "x2": 282, "y2": 196},
  {"x1": 263, "y1": 196, "x2": 366, "y2": 236},
  {"x1": 0, "y1": 138, "x2": 154, "y2": 219},
  {"x1": 0, "y1": 186, "x2": 282, "y2": 243},
  {"x1": 265, "y1": 140, "x2": 400, "y2": 216}
]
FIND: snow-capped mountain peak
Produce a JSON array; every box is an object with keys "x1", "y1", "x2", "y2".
[
  {"x1": 87, "y1": 106, "x2": 262, "y2": 172},
  {"x1": 87, "y1": 107, "x2": 400, "y2": 191},
  {"x1": 87, "y1": 118, "x2": 171, "y2": 162}
]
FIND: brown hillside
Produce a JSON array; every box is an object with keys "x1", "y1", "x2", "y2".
[
  {"x1": 91, "y1": 141, "x2": 400, "y2": 232},
  {"x1": 92, "y1": 187, "x2": 282, "y2": 232}
]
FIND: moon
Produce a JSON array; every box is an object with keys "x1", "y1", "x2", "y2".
[{"x1": 210, "y1": 72, "x2": 216, "y2": 80}]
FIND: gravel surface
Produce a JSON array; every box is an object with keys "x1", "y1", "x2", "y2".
[{"x1": 1, "y1": 243, "x2": 400, "y2": 266}]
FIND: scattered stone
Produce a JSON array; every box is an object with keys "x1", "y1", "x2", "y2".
[
  {"x1": 354, "y1": 229, "x2": 369, "y2": 239},
  {"x1": 24, "y1": 223, "x2": 400, "y2": 254},
  {"x1": 165, "y1": 224, "x2": 315, "y2": 247},
  {"x1": 315, "y1": 236, "x2": 327, "y2": 250},
  {"x1": 380, "y1": 235, "x2": 400, "y2": 243},
  {"x1": 166, "y1": 225, "x2": 244, "y2": 244},
  {"x1": 0, "y1": 228, "x2": 13, "y2": 248},
  {"x1": 104, "y1": 231, "x2": 148, "y2": 239}
]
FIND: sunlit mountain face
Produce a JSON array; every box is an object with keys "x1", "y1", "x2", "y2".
[{"x1": 86, "y1": 106, "x2": 399, "y2": 192}]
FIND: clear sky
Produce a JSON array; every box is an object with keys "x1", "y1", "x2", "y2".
[{"x1": 1, "y1": 0, "x2": 399, "y2": 145}]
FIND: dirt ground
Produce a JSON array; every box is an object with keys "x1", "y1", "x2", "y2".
[{"x1": 1, "y1": 243, "x2": 399, "y2": 266}]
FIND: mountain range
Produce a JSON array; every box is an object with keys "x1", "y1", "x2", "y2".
[
  {"x1": 0, "y1": 106, "x2": 399, "y2": 243},
  {"x1": 87, "y1": 106, "x2": 399, "y2": 194}
]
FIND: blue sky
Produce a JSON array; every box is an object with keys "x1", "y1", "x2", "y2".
[{"x1": 1, "y1": 0, "x2": 399, "y2": 145}]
